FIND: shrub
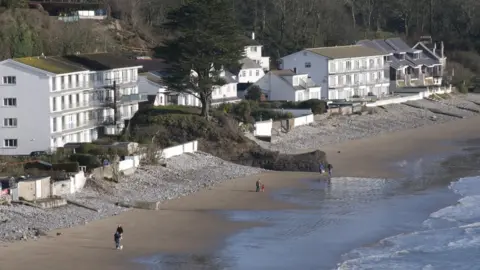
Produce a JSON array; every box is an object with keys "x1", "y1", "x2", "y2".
[
  {"x1": 297, "y1": 99, "x2": 327, "y2": 114},
  {"x1": 245, "y1": 85, "x2": 263, "y2": 101},
  {"x1": 69, "y1": 154, "x2": 101, "y2": 170}
]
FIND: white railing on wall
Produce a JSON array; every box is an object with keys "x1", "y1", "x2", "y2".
[
  {"x1": 160, "y1": 140, "x2": 198, "y2": 158},
  {"x1": 293, "y1": 114, "x2": 314, "y2": 127},
  {"x1": 273, "y1": 109, "x2": 312, "y2": 117},
  {"x1": 117, "y1": 140, "x2": 199, "y2": 172},
  {"x1": 254, "y1": 119, "x2": 273, "y2": 137}
]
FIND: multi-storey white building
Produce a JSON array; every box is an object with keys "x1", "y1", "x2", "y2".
[
  {"x1": 244, "y1": 33, "x2": 270, "y2": 71},
  {"x1": 279, "y1": 45, "x2": 390, "y2": 100},
  {"x1": 0, "y1": 53, "x2": 144, "y2": 155}
]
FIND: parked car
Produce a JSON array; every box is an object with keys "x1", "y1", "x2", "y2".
[{"x1": 29, "y1": 151, "x2": 48, "y2": 157}]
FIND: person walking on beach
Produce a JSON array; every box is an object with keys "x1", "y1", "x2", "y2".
[
  {"x1": 327, "y1": 164, "x2": 333, "y2": 178},
  {"x1": 261, "y1": 183, "x2": 265, "y2": 192},
  {"x1": 319, "y1": 163, "x2": 325, "y2": 174},
  {"x1": 256, "y1": 179, "x2": 261, "y2": 192},
  {"x1": 114, "y1": 225, "x2": 124, "y2": 250}
]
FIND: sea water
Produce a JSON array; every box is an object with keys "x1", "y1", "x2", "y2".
[
  {"x1": 133, "y1": 176, "x2": 475, "y2": 270},
  {"x1": 337, "y1": 176, "x2": 480, "y2": 270},
  {"x1": 217, "y1": 177, "x2": 459, "y2": 270}
]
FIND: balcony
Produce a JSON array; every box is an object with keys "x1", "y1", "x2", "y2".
[
  {"x1": 52, "y1": 82, "x2": 93, "y2": 93},
  {"x1": 329, "y1": 65, "x2": 387, "y2": 74},
  {"x1": 98, "y1": 93, "x2": 147, "y2": 108},
  {"x1": 52, "y1": 101, "x2": 92, "y2": 114},
  {"x1": 52, "y1": 119, "x2": 97, "y2": 134},
  {"x1": 298, "y1": 78, "x2": 318, "y2": 89}
]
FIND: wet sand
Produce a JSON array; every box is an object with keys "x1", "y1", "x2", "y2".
[{"x1": 2, "y1": 116, "x2": 480, "y2": 270}]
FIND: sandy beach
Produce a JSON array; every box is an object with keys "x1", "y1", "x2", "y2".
[{"x1": 2, "y1": 97, "x2": 480, "y2": 269}]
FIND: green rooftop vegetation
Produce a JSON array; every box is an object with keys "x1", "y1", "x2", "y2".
[{"x1": 14, "y1": 57, "x2": 85, "y2": 74}]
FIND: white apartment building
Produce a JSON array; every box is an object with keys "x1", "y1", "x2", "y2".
[
  {"x1": 244, "y1": 33, "x2": 270, "y2": 71},
  {"x1": 279, "y1": 45, "x2": 390, "y2": 100},
  {"x1": 0, "y1": 53, "x2": 144, "y2": 155}
]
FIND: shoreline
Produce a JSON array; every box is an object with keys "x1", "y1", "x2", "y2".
[{"x1": 0, "y1": 96, "x2": 480, "y2": 268}]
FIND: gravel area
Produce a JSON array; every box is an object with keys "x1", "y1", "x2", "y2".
[
  {"x1": 256, "y1": 94, "x2": 480, "y2": 154},
  {"x1": 0, "y1": 152, "x2": 264, "y2": 242}
]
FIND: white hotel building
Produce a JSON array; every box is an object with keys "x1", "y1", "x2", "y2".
[
  {"x1": 279, "y1": 45, "x2": 390, "y2": 100},
  {"x1": 0, "y1": 53, "x2": 145, "y2": 155}
]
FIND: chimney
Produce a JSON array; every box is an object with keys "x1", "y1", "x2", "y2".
[
  {"x1": 432, "y1": 43, "x2": 436, "y2": 55},
  {"x1": 293, "y1": 67, "x2": 297, "y2": 74},
  {"x1": 440, "y1": 41, "x2": 444, "y2": 58},
  {"x1": 251, "y1": 32, "x2": 255, "y2": 40}
]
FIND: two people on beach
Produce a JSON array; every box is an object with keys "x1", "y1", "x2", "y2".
[
  {"x1": 256, "y1": 179, "x2": 265, "y2": 192},
  {"x1": 114, "y1": 225, "x2": 124, "y2": 250},
  {"x1": 319, "y1": 163, "x2": 333, "y2": 178}
]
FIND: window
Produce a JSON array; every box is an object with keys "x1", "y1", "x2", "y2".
[
  {"x1": 354, "y1": 60, "x2": 359, "y2": 70},
  {"x1": 2, "y1": 76, "x2": 16, "y2": 85},
  {"x1": 255, "y1": 70, "x2": 260, "y2": 76},
  {"x1": 346, "y1": 75, "x2": 352, "y2": 84},
  {"x1": 251, "y1": 46, "x2": 257, "y2": 52},
  {"x1": 52, "y1": 78, "x2": 57, "y2": 91},
  {"x1": 122, "y1": 70, "x2": 128, "y2": 81},
  {"x1": 346, "y1": 61, "x2": 351, "y2": 70},
  {"x1": 3, "y1": 98, "x2": 16, "y2": 107},
  {"x1": 329, "y1": 62, "x2": 335, "y2": 72},
  {"x1": 3, "y1": 139, "x2": 17, "y2": 148},
  {"x1": 377, "y1": 58, "x2": 381, "y2": 67},
  {"x1": 241, "y1": 70, "x2": 246, "y2": 77},
  {"x1": 53, "y1": 117, "x2": 57, "y2": 132},
  {"x1": 249, "y1": 70, "x2": 252, "y2": 76},
  {"x1": 305, "y1": 62, "x2": 311, "y2": 68},
  {"x1": 369, "y1": 59, "x2": 374, "y2": 68},
  {"x1": 3, "y1": 118, "x2": 17, "y2": 127}
]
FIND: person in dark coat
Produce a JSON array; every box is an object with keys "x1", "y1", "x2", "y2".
[{"x1": 114, "y1": 225, "x2": 124, "y2": 249}]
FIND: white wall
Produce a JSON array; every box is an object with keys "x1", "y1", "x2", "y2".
[
  {"x1": 293, "y1": 114, "x2": 314, "y2": 127},
  {"x1": 73, "y1": 171, "x2": 86, "y2": 192},
  {"x1": 0, "y1": 61, "x2": 52, "y2": 155},
  {"x1": 212, "y1": 83, "x2": 238, "y2": 102},
  {"x1": 254, "y1": 119, "x2": 273, "y2": 137},
  {"x1": 273, "y1": 108, "x2": 312, "y2": 117},
  {"x1": 52, "y1": 179, "x2": 71, "y2": 196},
  {"x1": 161, "y1": 140, "x2": 198, "y2": 158},
  {"x1": 238, "y1": 68, "x2": 264, "y2": 83},
  {"x1": 280, "y1": 51, "x2": 329, "y2": 98}
]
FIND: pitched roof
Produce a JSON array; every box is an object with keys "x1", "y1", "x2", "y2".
[
  {"x1": 14, "y1": 56, "x2": 87, "y2": 74},
  {"x1": 13, "y1": 53, "x2": 144, "y2": 74},
  {"x1": 306, "y1": 45, "x2": 385, "y2": 59},
  {"x1": 239, "y1": 58, "x2": 262, "y2": 69},
  {"x1": 357, "y1": 38, "x2": 441, "y2": 69},
  {"x1": 270, "y1": 69, "x2": 296, "y2": 76},
  {"x1": 242, "y1": 36, "x2": 261, "y2": 46}
]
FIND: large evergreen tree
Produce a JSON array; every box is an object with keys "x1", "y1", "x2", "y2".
[{"x1": 155, "y1": 0, "x2": 245, "y2": 119}]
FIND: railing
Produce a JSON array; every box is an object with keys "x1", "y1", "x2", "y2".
[
  {"x1": 298, "y1": 78, "x2": 317, "y2": 89},
  {"x1": 54, "y1": 119, "x2": 97, "y2": 133},
  {"x1": 329, "y1": 65, "x2": 386, "y2": 74},
  {"x1": 53, "y1": 82, "x2": 92, "y2": 92}
]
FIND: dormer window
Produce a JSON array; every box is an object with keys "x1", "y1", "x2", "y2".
[
  {"x1": 413, "y1": 52, "x2": 420, "y2": 59},
  {"x1": 250, "y1": 46, "x2": 257, "y2": 52},
  {"x1": 395, "y1": 53, "x2": 405, "y2": 60}
]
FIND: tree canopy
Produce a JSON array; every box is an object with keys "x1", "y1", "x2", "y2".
[{"x1": 155, "y1": 0, "x2": 246, "y2": 119}]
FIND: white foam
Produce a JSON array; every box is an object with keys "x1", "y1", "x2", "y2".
[{"x1": 337, "y1": 176, "x2": 480, "y2": 270}]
